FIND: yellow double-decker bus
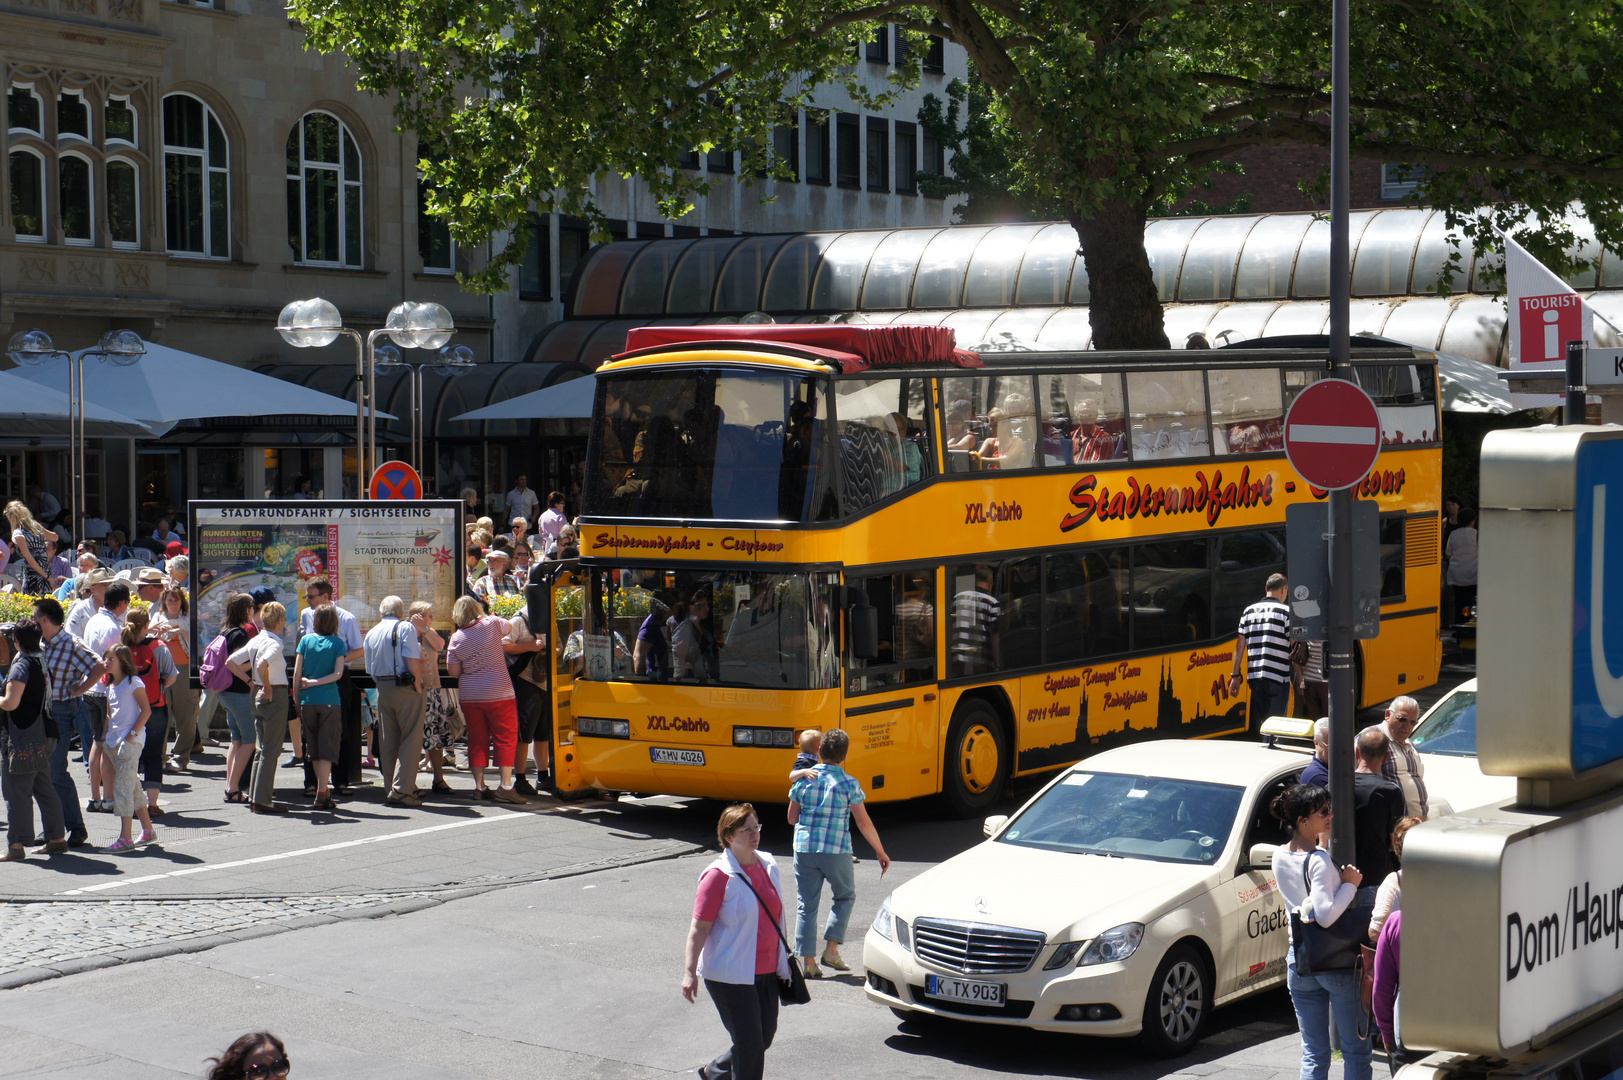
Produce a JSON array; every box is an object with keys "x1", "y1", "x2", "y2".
[{"x1": 536, "y1": 325, "x2": 1442, "y2": 815}]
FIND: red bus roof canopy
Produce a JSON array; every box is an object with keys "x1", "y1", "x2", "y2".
[{"x1": 617, "y1": 324, "x2": 983, "y2": 372}]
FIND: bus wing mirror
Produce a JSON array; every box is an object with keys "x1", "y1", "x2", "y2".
[{"x1": 525, "y1": 581, "x2": 549, "y2": 634}]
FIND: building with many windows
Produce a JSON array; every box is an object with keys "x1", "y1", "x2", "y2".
[
  {"x1": 493, "y1": 28, "x2": 970, "y2": 366},
  {"x1": 1, "y1": 0, "x2": 965, "y2": 526}
]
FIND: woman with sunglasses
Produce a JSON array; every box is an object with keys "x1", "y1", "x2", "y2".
[
  {"x1": 1270, "y1": 783, "x2": 1369, "y2": 1080},
  {"x1": 206, "y1": 1031, "x2": 288, "y2": 1079}
]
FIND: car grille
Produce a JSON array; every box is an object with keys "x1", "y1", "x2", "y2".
[{"x1": 911, "y1": 917, "x2": 1047, "y2": 975}]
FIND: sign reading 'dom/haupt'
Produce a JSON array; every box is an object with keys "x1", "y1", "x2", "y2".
[
  {"x1": 1478, "y1": 426, "x2": 1623, "y2": 779},
  {"x1": 1404, "y1": 790, "x2": 1623, "y2": 1057},
  {"x1": 187, "y1": 500, "x2": 462, "y2": 662}
]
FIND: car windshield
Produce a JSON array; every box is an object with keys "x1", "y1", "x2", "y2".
[
  {"x1": 1411, "y1": 689, "x2": 1478, "y2": 756},
  {"x1": 998, "y1": 772, "x2": 1244, "y2": 865},
  {"x1": 586, "y1": 368, "x2": 836, "y2": 522}
]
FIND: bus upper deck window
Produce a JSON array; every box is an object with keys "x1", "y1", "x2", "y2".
[
  {"x1": 941, "y1": 375, "x2": 1039, "y2": 473},
  {"x1": 1039, "y1": 372, "x2": 1127, "y2": 466},
  {"x1": 1208, "y1": 368, "x2": 1284, "y2": 454},
  {"x1": 1126, "y1": 370, "x2": 1209, "y2": 461}
]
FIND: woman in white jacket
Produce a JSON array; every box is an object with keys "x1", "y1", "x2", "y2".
[{"x1": 682, "y1": 803, "x2": 791, "y2": 1080}]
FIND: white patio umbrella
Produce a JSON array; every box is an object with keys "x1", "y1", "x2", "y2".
[
  {"x1": 450, "y1": 375, "x2": 596, "y2": 422},
  {"x1": 0, "y1": 368, "x2": 153, "y2": 437},
  {"x1": 12, "y1": 340, "x2": 392, "y2": 437}
]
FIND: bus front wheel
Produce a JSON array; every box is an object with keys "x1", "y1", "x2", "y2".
[{"x1": 942, "y1": 700, "x2": 1008, "y2": 819}]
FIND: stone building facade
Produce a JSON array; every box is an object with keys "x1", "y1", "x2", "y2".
[{"x1": 0, "y1": 0, "x2": 967, "y2": 524}]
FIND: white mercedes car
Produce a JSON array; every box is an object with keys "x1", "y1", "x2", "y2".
[{"x1": 863, "y1": 739, "x2": 1309, "y2": 1056}]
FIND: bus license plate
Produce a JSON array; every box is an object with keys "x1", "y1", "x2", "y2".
[
  {"x1": 926, "y1": 975, "x2": 1005, "y2": 1006},
  {"x1": 650, "y1": 747, "x2": 705, "y2": 766}
]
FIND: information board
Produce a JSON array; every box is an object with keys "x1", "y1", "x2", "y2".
[{"x1": 187, "y1": 500, "x2": 461, "y2": 659}]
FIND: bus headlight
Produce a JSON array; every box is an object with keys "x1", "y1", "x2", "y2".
[
  {"x1": 733, "y1": 726, "x2": 795, "y2": 747},
  {"x1": 578, "y1": 717, "x2": 631, "y2": 739}
]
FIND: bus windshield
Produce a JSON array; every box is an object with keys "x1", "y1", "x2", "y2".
[
  {"x1": 586, "y1": 369, "x2": 835, "y2": 522},
  {"x1": 585, "y1": 566, "x2": 842, "y2": 690}
]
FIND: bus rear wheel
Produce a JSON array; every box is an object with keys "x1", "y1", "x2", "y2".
[{"x1": 942, "y1": 699, "x2": 1008, "y2": 819}]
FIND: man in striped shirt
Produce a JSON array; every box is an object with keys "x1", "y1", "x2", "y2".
[{"x1": 1229, "y1": 573, "x2": 1293, "y2": 731}]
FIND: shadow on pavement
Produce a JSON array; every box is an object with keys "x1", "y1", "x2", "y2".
[{"x1": 882, "y1": 988, "x2": 1297, "y2": 1079}]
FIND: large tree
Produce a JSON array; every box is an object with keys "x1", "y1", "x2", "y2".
[{"x1": 291, "y1": 0, "x2": 1623, "y2": 348}]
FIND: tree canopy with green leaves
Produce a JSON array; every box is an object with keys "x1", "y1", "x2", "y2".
[{"x1": 290, "y1": 0, "x2": 1623, "y2": 348}]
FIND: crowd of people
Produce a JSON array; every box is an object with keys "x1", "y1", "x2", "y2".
[{"x1": 0, "y1": 489, "x2": 590, "y2": 860}]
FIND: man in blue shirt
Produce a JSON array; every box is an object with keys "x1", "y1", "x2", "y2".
[
  {"x1": 1300, "y1": 717, "x2": 1330, "y2": 788},
  {"x1": 787, "y1": 728, "x2": 890, "y2": 978}
]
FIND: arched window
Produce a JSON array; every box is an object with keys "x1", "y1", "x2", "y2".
[
  {"x1": 287, "y1": 112, "x2": 362, "y2": 266},
  {"x1": 106, "y1": 96, "x2": 136, "y2": 146},
  {"x1": 8, "y1": 149, "x2": 44, "y2": 239},
  {"x1": 59, "y1": 152, "x2": 92, "y2": 243},
  {"x1": 7, "y1": 85, "x2": 42, "y2": 134},
  {"x1": 57, "y1": 90, "x2": 89, "y2": 141},
  {"x1": 107, "y1": 158, "x2": 138, "y2": 247},
  {"x1": 162, "y1": 93, "x2": 229, "y2": 258}
]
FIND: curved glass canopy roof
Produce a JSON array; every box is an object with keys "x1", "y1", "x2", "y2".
[{"x1": 529, "y1": 208, "x2": 1622, "y2": 370}]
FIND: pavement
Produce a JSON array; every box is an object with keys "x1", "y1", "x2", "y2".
[
  {"x1": 0, "y1": 838, "x2": 1314, "y2": 1080},
  {"x1": 0, "y1": 664, "x2": 1474, "y2": 1078}
]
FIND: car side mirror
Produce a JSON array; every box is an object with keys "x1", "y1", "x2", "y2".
[
  {"x1": 983, "y1": 814, "x2": 1008, "y2": 838},
  {"x1": 1243, "y1": 843, "x2": 1276, "y2": 871}
]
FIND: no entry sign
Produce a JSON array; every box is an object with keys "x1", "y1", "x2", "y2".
[
  {"x1": 369, "y1": 460, "x2": 423, "y2": 500},
  {"x1": 1283, "y1": 378, "x2": 1382, "y2": 490}
]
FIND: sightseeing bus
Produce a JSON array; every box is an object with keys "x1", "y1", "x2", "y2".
[{"x1": 533, "y1": 324, "x2": 1442, "y2": 814}]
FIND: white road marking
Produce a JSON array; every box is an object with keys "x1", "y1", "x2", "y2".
[
  {"x1": 60, "y1": 811, "x2": 526, "y2": 896},
  {"x1": 1289, "y1": 423, "x2": 1378, "y2": 445}
]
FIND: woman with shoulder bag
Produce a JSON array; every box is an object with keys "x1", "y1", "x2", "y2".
[
  {"x1": 2, "y1": 619, "x2": 67, "y2": 860},
  {"x1": 1272, "y1": 783, "x2": 1372, "y2": 1080},
  {"x1": 682, "y1": 803, "x2": 797, "y2": 1080}
]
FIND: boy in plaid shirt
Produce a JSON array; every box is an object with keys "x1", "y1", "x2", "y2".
[{"x1": 787, "y1": 728, "x2": 890, "y2": 977}]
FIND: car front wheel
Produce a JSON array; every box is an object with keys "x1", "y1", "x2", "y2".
[{"x1": 1134, "y1": 944, "x2": 1209, "y2": 1057}]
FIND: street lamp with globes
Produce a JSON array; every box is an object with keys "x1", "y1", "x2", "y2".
[
  {"x1": 276, "y1": 298, "x2": 457, "y2": 494},
  {"x1": 7, "y1": 327, "x2": 145, "y2": 543}
]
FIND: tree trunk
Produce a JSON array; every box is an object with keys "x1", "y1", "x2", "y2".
[{"x1": 1072, "y1": 200, "x2": 1170, "y2": 351}]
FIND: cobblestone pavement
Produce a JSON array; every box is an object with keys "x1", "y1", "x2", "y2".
[{"x1": 0, "y1": 894, "x2": 435, "y2": 980}]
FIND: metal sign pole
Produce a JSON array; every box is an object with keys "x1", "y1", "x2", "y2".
[
  {"x1": 1327, "y1": 0, "x2": 1357, "y2": 865},
  {"x1": 1566, "y1": 339, "x2": 1586, "y2": 425}
]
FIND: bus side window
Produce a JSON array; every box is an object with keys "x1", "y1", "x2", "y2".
[
  {"x1": 1214, "y1": 530, "x2": 1286, "y2": 635},
  {"x1": 1134, "y1": 540, "x2": 1212, "y2": 646},
  {"x1": 1208, "y1": 368, "x2": 1283, "y2": 455},
  {"x1": 1040, "y1": 372, "x2": 1127, "y2": 466},
  {"x1": 997, "y1": 556, "x2": 1043, "y2": 670},
  {"x1": 845, "y1": 569, "x2": 935, "y2": 692},
  {"x1": 1126, "y1": 370, "x2": 1209, "y2": 460},
  {"x1": 836, "y1": 377, "x2": 933, "y2": 510},
  {"x1": 1046, "y1": 548, "x2": 1129, "y2": 663}
]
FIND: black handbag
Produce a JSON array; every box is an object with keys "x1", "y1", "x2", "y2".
[
  {"x1": 732, "y1": 864, "x2": 813, "y2": 1005},
  {"x1": 1290, "y1": 853, "x2": 1375, "y2": 975}
]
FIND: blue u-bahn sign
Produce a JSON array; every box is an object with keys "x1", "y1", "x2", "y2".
[{"x1": 1480, "y1": 426, "x2": 1623, "y2": 780}]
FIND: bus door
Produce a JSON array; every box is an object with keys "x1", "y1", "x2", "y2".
[
  {"x1": 537, "y1": 562, "x2": 592, "y2": 798},
  {"x1": 841, "y1": 568, "x2": 940, "y2": 802}
]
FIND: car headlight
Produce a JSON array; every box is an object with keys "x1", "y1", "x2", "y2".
[
  {"x1": 871, "y1": 893, "x2": 894, "y2": 940},
  {"x1": 1078, "y1": 922, "x2": 1144, "y2": 966}
]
